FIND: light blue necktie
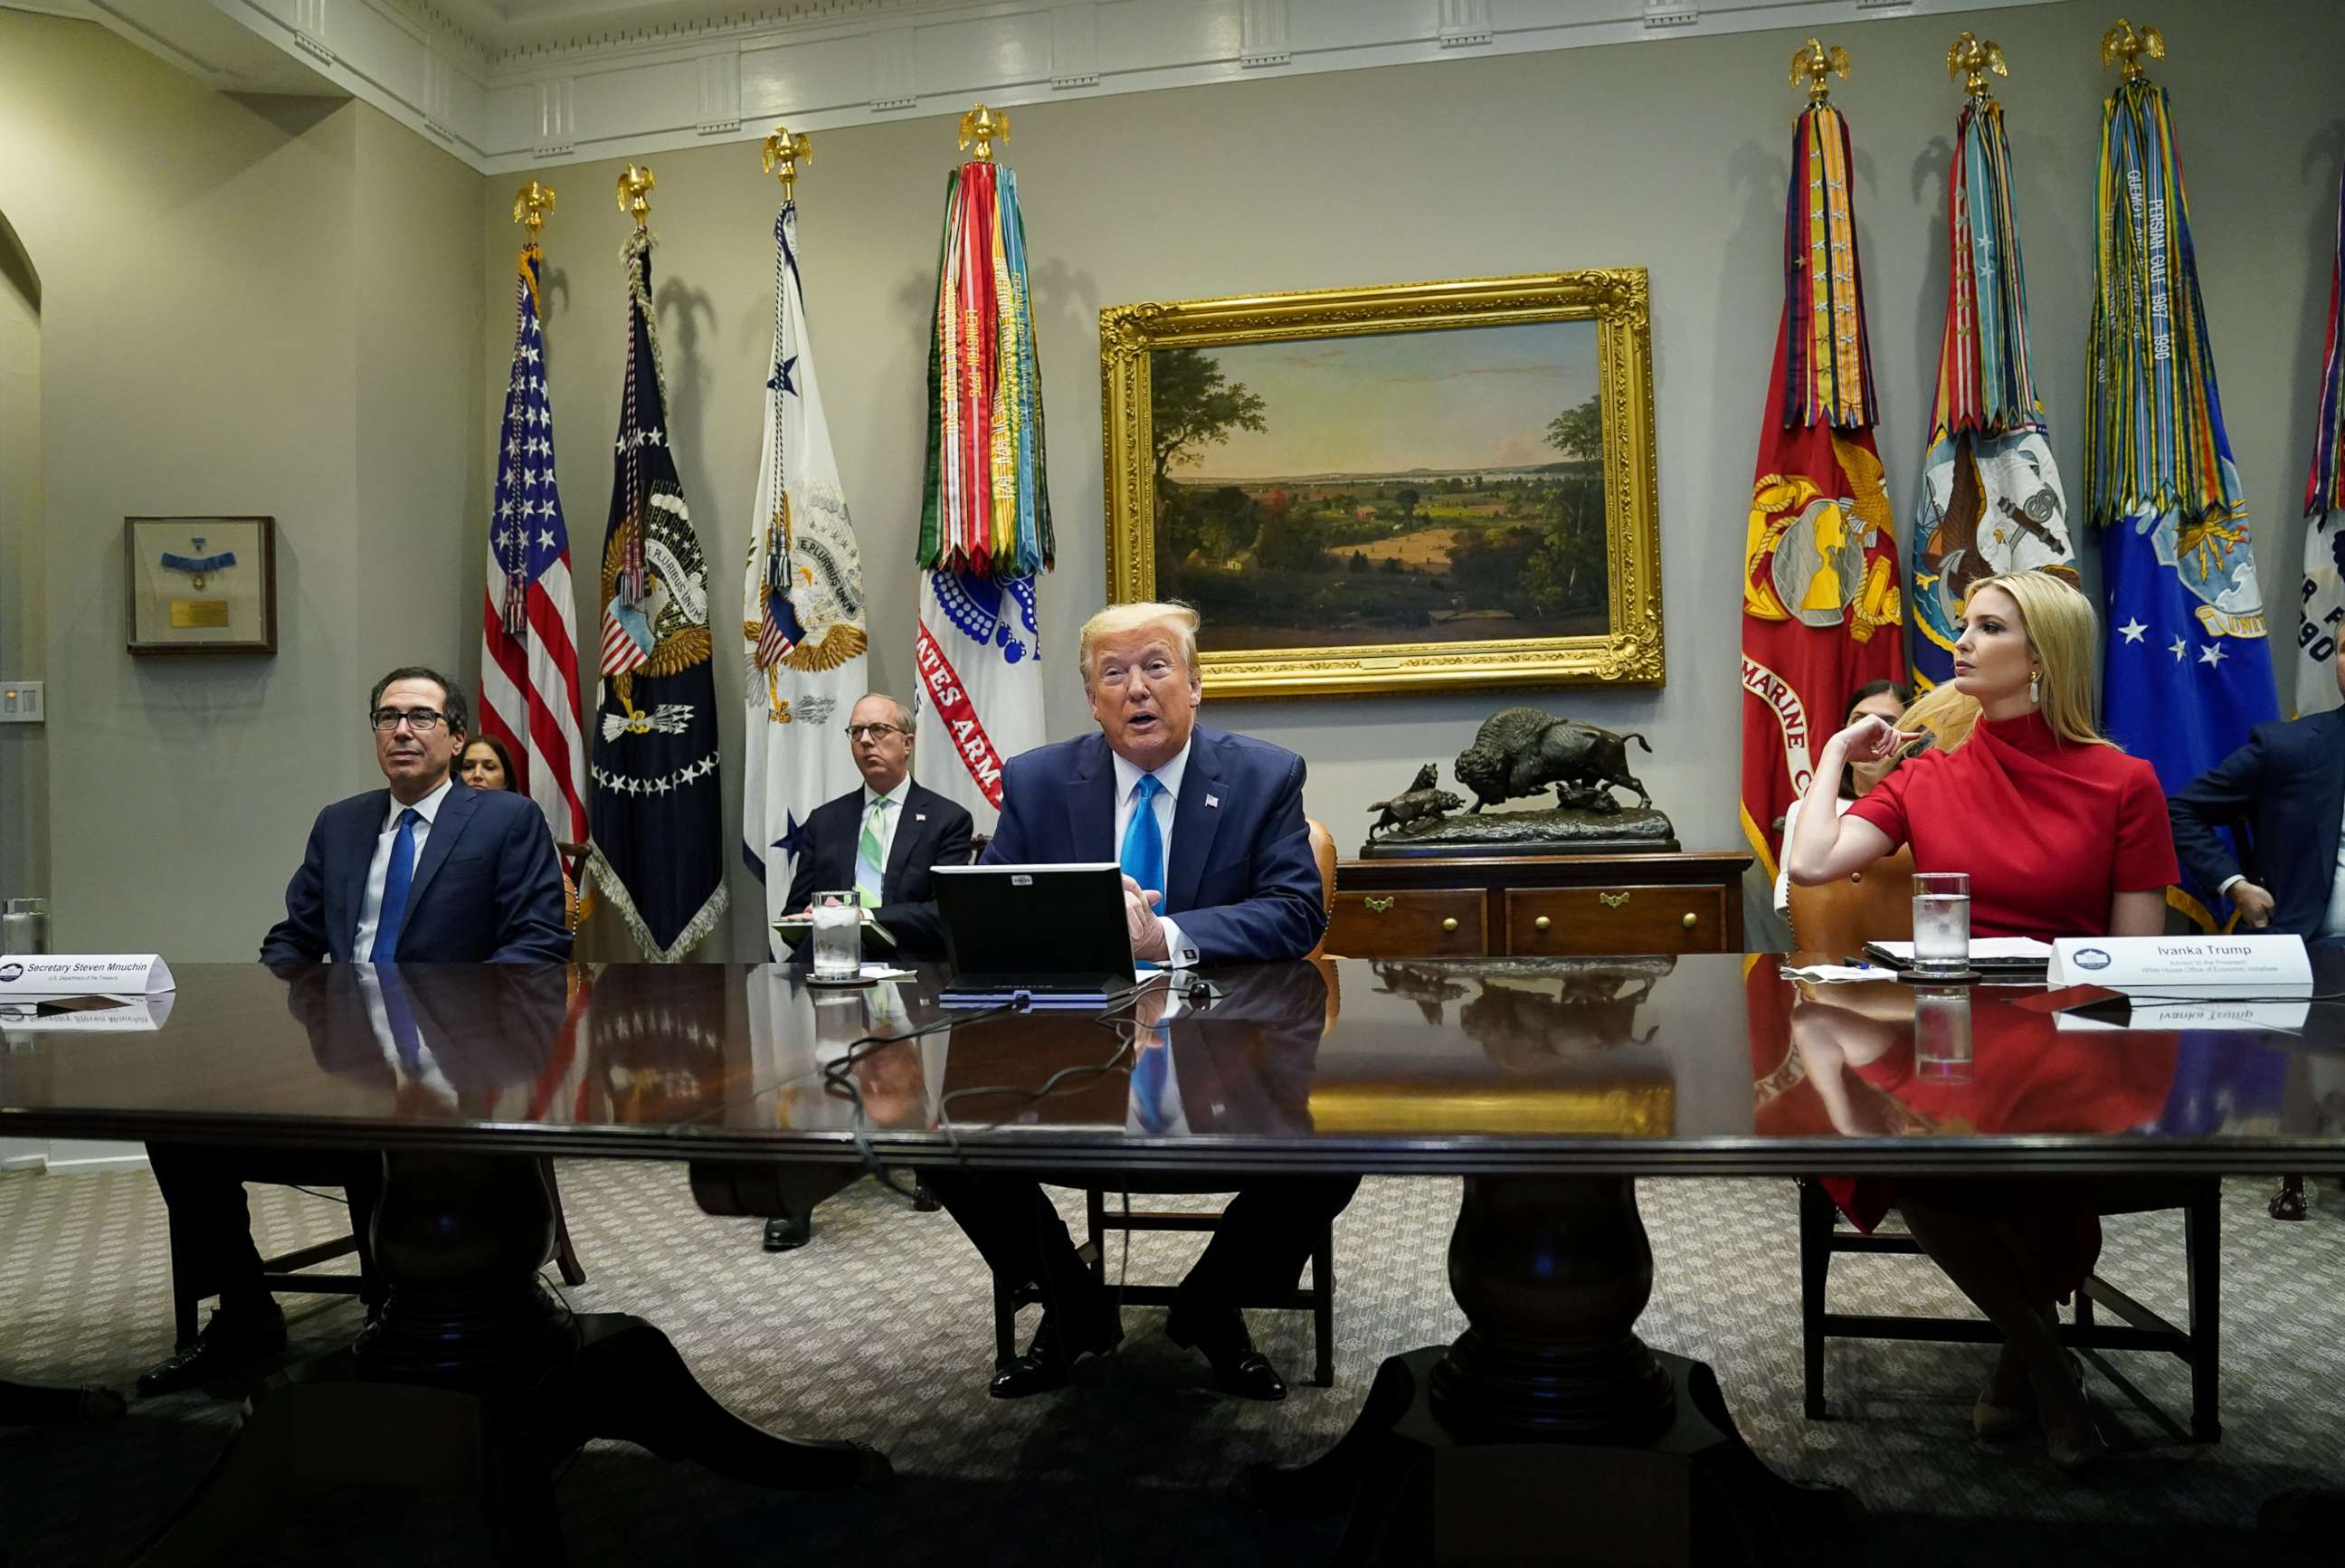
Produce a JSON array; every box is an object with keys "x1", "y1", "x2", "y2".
[
  {"x1": 1119, "y1": 774, "x2": 1165, "y2": 901},
  {"x1": 1133, "y1": 1031, "x2": 1172, "y2": 1135},
  {"x1": 855, "y1": 796, "x2": 890, "y2": 907},
  {"x1": 368, "y1": 807, "x2": 422, "y2": 963}
]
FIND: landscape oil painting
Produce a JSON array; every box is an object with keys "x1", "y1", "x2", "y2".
[{"x1": 1102, "y1": 272, "x2": 1662, "y2": 698}]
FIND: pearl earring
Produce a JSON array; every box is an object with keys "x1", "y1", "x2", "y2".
[{"x1": 2029, "y1": 670, "x2": 2041, "y2": 705}]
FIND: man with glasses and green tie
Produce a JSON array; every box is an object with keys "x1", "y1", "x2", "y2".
[
  {"x1": 924, "y1": 602, "x2": 1353, "y2": 1403},
  {"x1": 138, "y1": 666, "x2": 569, "y2": 1397}
]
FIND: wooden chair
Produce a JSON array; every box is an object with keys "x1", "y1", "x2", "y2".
[
  {"x1": 554, "y1": 839, "x2": 592, "y2": 933},
  {"x1": 986, "y1": 816, "x2": 1343, "y2": 1387},
  {"x1": 1788, "y1": 851, "x2": 2220, "y2": 1440}
]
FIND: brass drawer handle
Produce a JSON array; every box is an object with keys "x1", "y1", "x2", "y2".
[
  {"x1": 1441, "y1": 917, "x2": 1459, "y2": 933},
  {"x1": 1682, "y1": 912, "x2": 1698, "y2": 929},
  {"x1": 1533, "y1": 916, "x2": 1552, "y2": 932},
  {"x1": 1598, "y1": 891, "x2": 1630, "y2": 909},
  {"x1": 1363, "y1": 896, "x2": 1394, "y2": 914}
]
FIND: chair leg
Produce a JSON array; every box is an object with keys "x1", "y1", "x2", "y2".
[
  {"x1": 541, "y1": 1161, "x2": 587, "y2": 1288},
  {"x1": 1084, "y1": 1188, "x2": 1108, "y2": 1288},
  {"x1": 2186, "y1": 1187, "x2": 2221, "y2": 1443},
  {"x1": 2074, "y1": 1281, "x2": 2095, "y2": 1333},
  {"x1": 1310, "y1": 1221, "x2": 1335, "y2": 1388},
  {"x1": 1797, "y1": 1181, "x2": 1832, "y2": 1421}
]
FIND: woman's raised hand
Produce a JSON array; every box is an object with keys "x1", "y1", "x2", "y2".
[{"x1": 1829, "y1": 712, "x2": 1925, "y2": 764}]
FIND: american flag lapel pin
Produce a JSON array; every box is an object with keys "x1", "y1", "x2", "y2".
[{"x1": 1206, "y1": 794, "x2": 1220, "y2": 809}]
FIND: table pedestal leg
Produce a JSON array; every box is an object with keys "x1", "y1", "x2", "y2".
[
  {"x1": 1242, "y1": 1175, "x2": 1846, "y2": 1566},
  {"x1": 130, "y1": 1152, "x2": 888, "y2": 1566}
]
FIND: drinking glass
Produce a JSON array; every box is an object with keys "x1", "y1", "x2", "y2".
[
  {"x1": 1910, "y1": 871, "x2": 1971, "y2": 979},
  {"x1": 810, "y1": 890, "x2": 861, "y2": 981}
]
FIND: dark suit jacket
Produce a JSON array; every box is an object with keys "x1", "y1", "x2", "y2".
[
  {"x1": 260, "y1": 783, "x2": 573, "y2": 965},
  {"x1": 983, "y1": 725, "x2": 1324, "y2": 965},
  {"x1": 2169, "y1": 708, "x2": 2345, "y2": 936},
  {"x1": 781, "y1": 779, "x2": 973, "y2": 960}
]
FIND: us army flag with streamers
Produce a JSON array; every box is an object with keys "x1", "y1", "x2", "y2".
[
  {"x1": 742, "y1": 196, "x2": 870, "y2": 950},
  {"x1": 586, "y1": 228, "x2": 727, "y2": 961},
  {"x1": 2295, "y1": 146, "x2": 2345, "y2": 716},
  {"x1": 1911, "y1": 88, "x2": 2074, "y2": 689},
  {"x1": 914, "y1": 155, "x2": 1054, "y2": 832},
  {"x1": 2087, "y1": 76, "x2": 2276, "y2": 927},
  {"x1": 1740, "y1": 98, "x2": 1905, "y2": 884}
]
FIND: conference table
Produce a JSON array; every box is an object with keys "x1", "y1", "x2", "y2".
[{"x1": 3, "y1": 953, "x2": 2340, "y2": 1565}]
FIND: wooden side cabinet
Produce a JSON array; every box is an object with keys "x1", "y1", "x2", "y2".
[{"x1": 1324, "y1": 851, "x2": 1752, "y2": 960}]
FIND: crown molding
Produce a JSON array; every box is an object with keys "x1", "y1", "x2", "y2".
[{"x1": 79, "y1": 0, "x2": 2053, "y2": 176}]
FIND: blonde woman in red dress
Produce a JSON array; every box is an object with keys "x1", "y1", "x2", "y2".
[{"x1": 1786, "y1": 570, "x2": 2179, "y2": 1469}]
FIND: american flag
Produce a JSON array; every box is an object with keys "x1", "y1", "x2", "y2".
[{"x1": 478, "y1": 244, "x2": 588, "y2": 842}]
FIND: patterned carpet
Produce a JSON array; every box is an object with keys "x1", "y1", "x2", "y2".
[{"x1": 3, "y1": 1162, "x2": 2341, "y2": 1566}]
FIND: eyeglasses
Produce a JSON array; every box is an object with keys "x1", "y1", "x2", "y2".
[
  {"x1": 844, "y1": 723, "x2": 904, "y2": 742},
  {"x1": 370, "y1": 708, "x2": 447, "y2": 734}
]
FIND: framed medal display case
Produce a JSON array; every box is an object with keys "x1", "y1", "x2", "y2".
[{"x1": 124, "y1": 516, "x2": 277, "y2": 656}]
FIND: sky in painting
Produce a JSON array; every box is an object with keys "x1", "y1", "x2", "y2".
[{"x1": 1169, "y1": 319, "x2": 1600, "y2": 480}]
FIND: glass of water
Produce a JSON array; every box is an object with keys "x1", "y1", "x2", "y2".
[
  {"x1": 1910, "y1": 871, "x2": 1971, "y2": 980},
  {"x1": 810, "y1": 889, "x2": 861, "y2": 982}
]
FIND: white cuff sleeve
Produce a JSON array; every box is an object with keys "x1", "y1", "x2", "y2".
[{"x1": 2217, "y1": 874, "x2": 2245, "y2": 896}]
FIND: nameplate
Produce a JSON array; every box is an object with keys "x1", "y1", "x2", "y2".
[
  {"x1": 0, "y1": 993, "x2": 176, "y2": 1032},
  {"x1": 0, "y1": 954, "x2": 176, "y2": 996},
  {"x1": 2046, "y1": 936, "x2": 2311, "y2": 996}
]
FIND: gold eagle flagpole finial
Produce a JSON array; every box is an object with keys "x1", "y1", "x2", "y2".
[
  {"x1": 1790, "y1": 38, "x2": 1851, "y2": 103},
  {"x1": 513, "y1": 179, "x2": 555, "y2": 240},
  {"x1": 616, "y1": 164, "x2": 655, "y2": 231},
  {"x1": 762, "y1": 126, "x2": 812, "y2": 195},
  {"x1": 958, "y1": 102, "x2": 1009, "y2": 162},
  {"x1": 1946, "y1": 32, "x2": 2008, "y2": 100},
  {"x1": 2101, "y1": 18, "x2": 2165, "y2": 83}
]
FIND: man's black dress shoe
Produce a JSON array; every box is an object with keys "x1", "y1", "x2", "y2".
[
  {"x1": 989, "y1": 1306, "x2": 1124, "y2": 1399},
  {"x1": 135, "y1": 1302, "x2": 288, "y2": 1398},
  {"x1": 1165, "y1": 1303, "x2": 1286, "y2": 1402},
  {"x1": 763, "y1": 1214, "x2": 812, "y2": 1252}
]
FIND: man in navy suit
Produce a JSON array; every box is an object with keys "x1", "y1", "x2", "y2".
[
  {"x1": 2170, "y1": 642, "x2": 2345, "y2": 940},
  {"x1": 781, "y1": 694, "x2": 974, "y2": 965},
  {"x1": 138, "y1": 667, "x2": 570, "y2": 1397},
  {"x1": 927, "y1": 602, "x2": 1354, "y2": 1402}
]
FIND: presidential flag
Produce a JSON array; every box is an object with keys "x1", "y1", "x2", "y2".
[
  {"x1": 2087, "y1": 74, "x2": 2277, "y2": 927},
  {"x1": 479, "y1": 241, "x2": 588, "y2": 842},
  {"x1": 2294, "y1": 146, "x2": 2345, "y2": 716},
  {"x1": 1911, "y1": 80, "x2": 2074, "y2": 689},
  {"x1": 585, "y1": 227, "x2": 727, "y2": 961},
  {"x1": 1740, "y1": 94, "x2": 1905, "y2": 884},
  {"x1": 914, "y1": 152, "x2": 1053, "y2": 830},
  {"x1": 742, "y1": 195, "x2": 870, "y2": 948}
]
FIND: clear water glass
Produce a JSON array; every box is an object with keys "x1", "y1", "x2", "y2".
[
  {"x1": 810, "y1": 890, "x2": 860, "y2": 981},
  {"x1": 1910, "y1": 871, "x2": 1970, "y2": 978}
]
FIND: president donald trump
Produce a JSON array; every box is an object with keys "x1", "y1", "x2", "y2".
[{"x1": 926, "y1": 602, "x2": 1356, "y2": 1402}]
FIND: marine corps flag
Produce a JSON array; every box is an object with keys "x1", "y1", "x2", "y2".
[
  {"x1": 2087, "y1": 68, "x2": 2277, "y2": 927},
  {"x1": 913, "y1": 109, "x2": 1053, "y2": 832},
  {"x1": 2293, "y1": 146, "x2": 2345, "y2": 716},
  {"x1": 742, "y1": 181, "x2": 871, "y2": 949},
  {"x1": 1911, "y1": 52, "x2": 2074, "y2": 690},
  {"x1": 586, "y1": 214, "x2": 728, "y2": 961},
  {"x1": 1740, "y1": 70, "x2": 1904, "y2": 884}
]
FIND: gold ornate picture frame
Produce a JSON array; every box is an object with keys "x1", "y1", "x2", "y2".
[{"x1": 1102, "y1": 271, "x2": 1661, "y2": 698}]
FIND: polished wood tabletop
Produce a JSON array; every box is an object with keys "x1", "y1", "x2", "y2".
[{"x1": 2, "y1": 954, "x2": 2339, "y2": 1174}]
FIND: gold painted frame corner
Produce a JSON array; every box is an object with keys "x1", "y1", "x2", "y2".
[{"x1": 1101, "y1": 270, "x2": 1662, "y2": 699}]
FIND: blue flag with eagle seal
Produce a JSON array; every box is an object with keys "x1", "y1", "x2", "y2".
[{"x1": 2087, "y1": 77, "x2": 2277, "y2": 930}]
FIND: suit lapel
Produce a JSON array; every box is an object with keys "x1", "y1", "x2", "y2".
[
  {"x1": 331, "y1": 793, "x2": 391, "y2": 959},
  {"x1": 1069, "y1": 736, "x2": 1118, "y2": 865},
  {"x1": 1165, "y1": 730, "x2": 1225, "y2": 917},
  {"x1": 884, "y1": 787, "x2": 930, "y2": 884},
  {"x1": 398, "y1": 785, "x2": 478, "y2": 941}
]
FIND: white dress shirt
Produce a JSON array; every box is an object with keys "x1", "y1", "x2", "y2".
[
  {"x1": 1110, "y1": 742, "x2": 1197, "y2": 967},
  {"x1": 352, "y1": 775, "x2": 455, "y2": 958}
]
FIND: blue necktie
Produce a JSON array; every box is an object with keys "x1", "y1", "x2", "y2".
[
  {"x1": 375, "y1": 962, "x2": 425, "y2": 1076},
  {"x1": 1120, "y1": 774, "x2": 1165, "y2": 902},
  {"x1": 369, "y1": 807, "x2": 422, "y2": 963}
]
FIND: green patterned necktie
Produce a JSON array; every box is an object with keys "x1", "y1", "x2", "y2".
[{"x1": 855, "y1": 796, "x2": 890, "y2": 907}]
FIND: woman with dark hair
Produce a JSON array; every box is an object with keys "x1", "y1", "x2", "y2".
[
  {"x1": 1772, "y1": 680, "x2": 1913, "y2": 917},
  {"x1": 457, "y1": 736, "x2": 574, "y2": 925}
]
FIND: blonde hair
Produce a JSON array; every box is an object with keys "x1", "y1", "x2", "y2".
[
  {"x1": 1077, "y1": 601, "x2": 1200, "y2": 684},
  {"x1": 1912, "y1": 571, "x2": 2112, "y2": 755}
]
